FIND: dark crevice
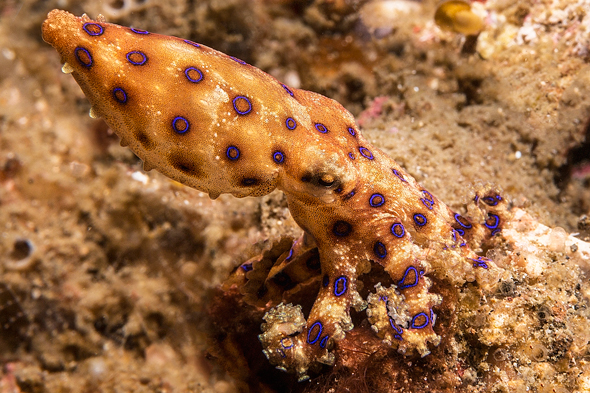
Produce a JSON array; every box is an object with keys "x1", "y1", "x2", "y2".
[{"x1": 555, "y1": 119, "x2": 590, "y2": 189}]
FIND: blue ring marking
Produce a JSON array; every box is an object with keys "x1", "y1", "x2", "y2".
[
  {"x1": 319, "y1": 335, "x2": 329, "y2": 349},
  {"x1": 397, "y1": 266, "x2": 419, "y2": 289},
  {"x1": 229, "y1": 56, "x2": 246, "y2": 65},
  {"x1": 422, "y1": 202, "x2": 433, "y2": 210},
  {"x1": 280, "y1": 337, "x2": 294, "y2": 349},
  {"x1": 392, "y1": 168, "x2": 407, "y2": 182},
  {"x1": 451, "y1": 229, "x2": 466, "y2": 247},
  {"x1": 359, "y1": 147, "x2": 373, "y2": 159},
  {"x1": 183, "y1": 39, "x2": 200, "y2": 48},
  {"x1": 421, "y1": 199, "x2": 433, "y2": 210},
  {"x1": 421, "y1": 190, "x2": 435, "y2": 210},
  {"x1": 343, "y1": 190, "x2": 356, "y2": 200},
  {"x1": 241, "y1": 262, "x2": 253, "y2": 272},
  {"x1": 389, "y1": 318, "x2": 404, "y2": 340},
  {"x1": 334, "y1": 276, "x2": 347, "y2": 297},
  {"x1": 112, "y1": 87, "x2": 128, "y2": 104},
  {"x1": 126, "y1": 50, "x2": 148, "y2": 66},
  {"x1": 454, "y1": 213, "x2": 472, "y2": 229},
  {"x1": 483, "y1": 195, "x2": 499, "y2": 206},
  {"x1": 347, "y1": 127, "x2": 356, "y2": 137},
  {"x1": 74, "y1": 47, "x2": 93, "y2": 67},
  {"x1": 369, "y1": 193, "x2": 385, "y2": 207},
  {"x1": 232, "y1": 96, "x2": 252, "y2": 115},
  {"x1": 285, "y1": 117, "x2": 297, "y2": 130},
  {"x1": 485, "y1": 213, "x2": 501, "y2": 235},
  {"x1": 322, "y1": 275, "x2": 329, "y2": 287},
  {"x1": 332, "y1": 220, "x2": 352, "y2": 237},
  {"x1": 130, "y1": 27, "x2": 149, "y2": 34},
  {"x1": 413, "y1": 213, "x2": 427, "y2": 227},
  {"x1": 410, "y1": 312, "x2": 429, "y2": 329},
  {"x1": 82, "y1": 23, "x2": 104, "y2": 36},
  {"x1": 314, "y1": 123, "x2": 328, "y2": 133},
  {"x1": 273, "y1": 151, "x2": 285, "y2": 164},
  {"x1": 286, "y1": 248, "x2": 294, "y2": 261},
  {"x1": 307, "y1": 321, "x2": 323, "y2": 345},
  {"x1": 226, "y1": 146, "x2": 240, "y2": 161},
  {"x1": 348, "y1": 153, "x2": 355, "y2": 160},
  {"x1": 391, "y1": 223, "x2": 405, "y2": 238},
  {"x1": 282, "y1": 84, "x2": 294, "y2": 96},
  {"x1": 374, "y1": 241, "x2": 387, "y2": 259},
  {"x1": 471, "y1": 256, "x2": 489, "y2": 269},
  {"x1": 184, "y1": 67, "x2": 204, "y2": 83},
  {"x1": 431, "y1": 309, "x2": 436, "y2": 327},
  {"x1": 172, "y1": 116, "x2": 190, "y2": 134}
]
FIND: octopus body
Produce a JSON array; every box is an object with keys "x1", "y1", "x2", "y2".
[{"x1": 42, "y1": 10, "x2": 508, "y2": 380}]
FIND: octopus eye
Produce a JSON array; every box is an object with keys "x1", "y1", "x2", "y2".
[{"x1": 318, "y1": 174, "x2": 335, "y2": 187}]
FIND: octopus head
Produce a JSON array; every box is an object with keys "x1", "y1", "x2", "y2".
[{"x1": 279, "y1": 142, "x2": 359, "y2": 204}]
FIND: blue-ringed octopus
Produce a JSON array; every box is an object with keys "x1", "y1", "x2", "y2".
[{"x1": 42, "y1": 9, "x2": 509, "y2": 380}]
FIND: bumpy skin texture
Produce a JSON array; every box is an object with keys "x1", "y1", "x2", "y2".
[{"x1": 42, "y1": 10, "x2": 508, "y2": 380}]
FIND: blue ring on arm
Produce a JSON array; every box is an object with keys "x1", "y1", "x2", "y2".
[
  {"x1": 392, "y1": 168, "x2": 407, "y2": 182},
  {"x1": 454, "y1": 213, "x2": 472, "y2": 229},
  {"x1": 359, "y1": 147, "x2": 373, "y2": 159},
  {"x1": 374, "y1": 241, "x2": 387, "y2": 259},
  {"x1": 389, "y1": 318, "x2": 404, "y2": 340},
  {"x1": 334, "y1": 276, "x2": 348, "y2": 297},
  {"x1": 410, "y1": 312, "x2": 429, "y2": 329},
  {"x1": 397, "y1": 266, "x2": 419, "y2": 289},
  {"x1": 307, "y1": 321, "x2": 323, "y2": 345}
]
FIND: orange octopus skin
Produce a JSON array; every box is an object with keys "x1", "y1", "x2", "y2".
[{"x1": 42, "y1": 9, "x2": 508, "y2": 380}]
